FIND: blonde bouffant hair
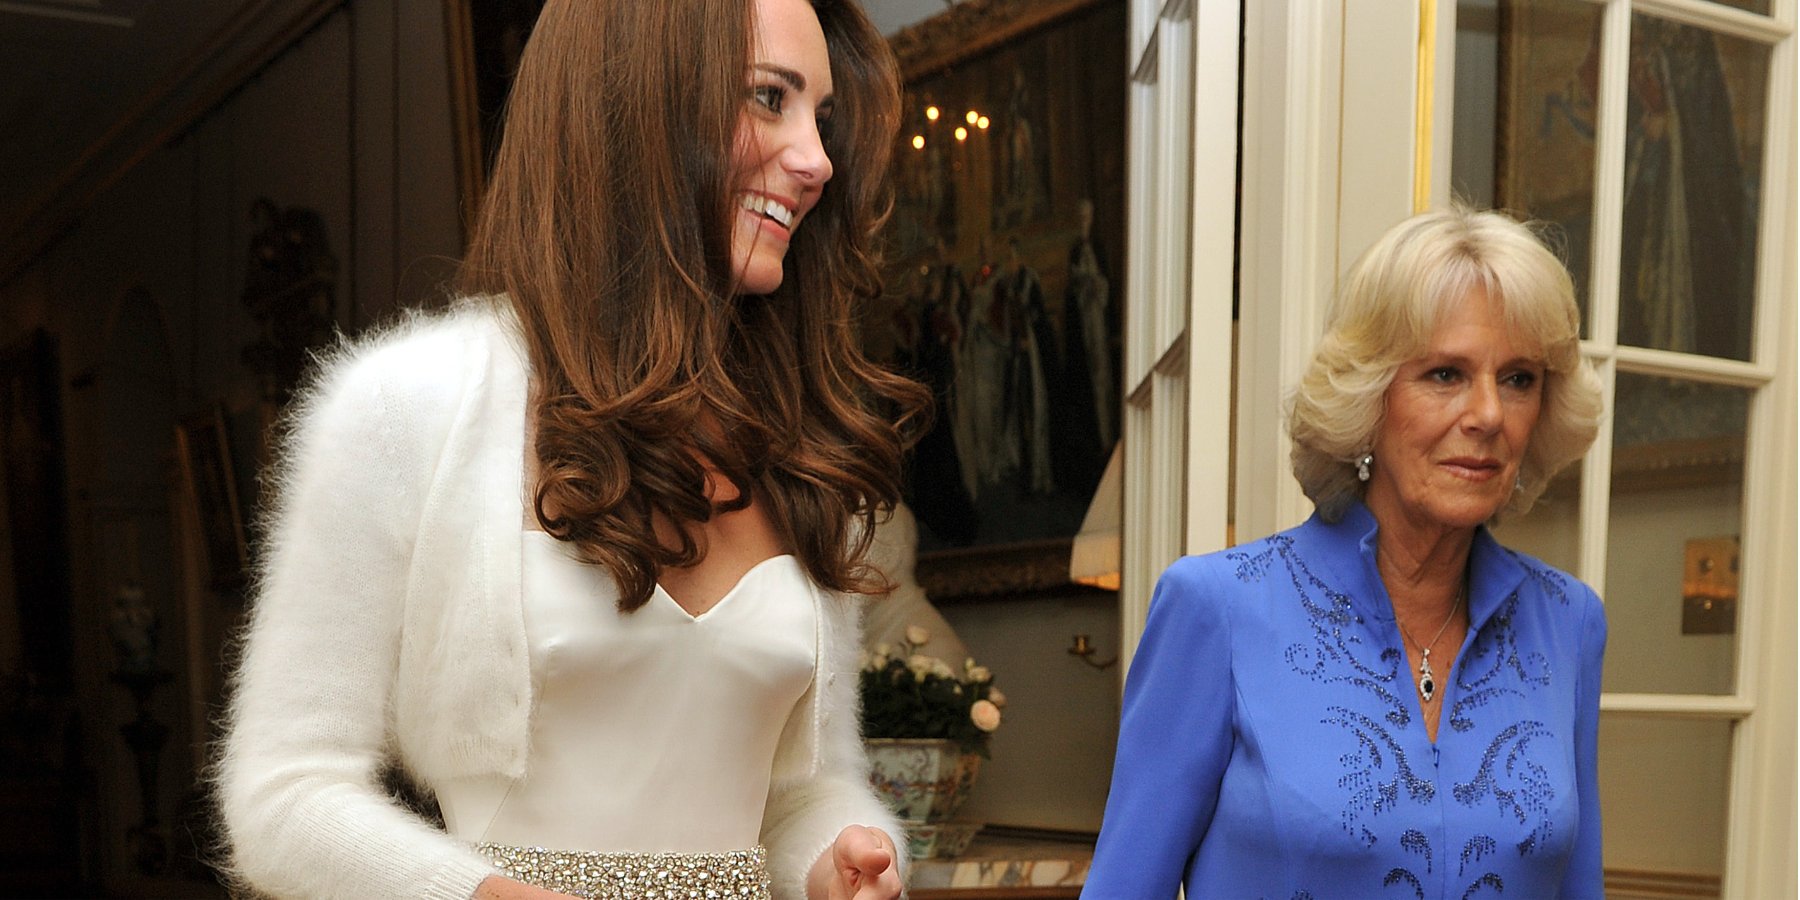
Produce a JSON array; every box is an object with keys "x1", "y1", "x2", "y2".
[{"x1": 1286, "y1": 207, "x2": 1605, "y2": 523}]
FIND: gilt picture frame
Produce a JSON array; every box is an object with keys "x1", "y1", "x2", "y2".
[
  {"x1": 876, "y1": 0, "x2": 1127, "y2": 602},
  {"x1": 174, "y1": 406, "x2": 248, "y2": 591}
]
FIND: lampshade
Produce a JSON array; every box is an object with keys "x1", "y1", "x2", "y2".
[{"x1": 1068, "y1": 442, "x2": 1123, "y2": 591}]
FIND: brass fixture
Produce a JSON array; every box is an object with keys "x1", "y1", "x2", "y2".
[{"x1": 1068, "y1": 633, "x2": 1118, "y2": 671}]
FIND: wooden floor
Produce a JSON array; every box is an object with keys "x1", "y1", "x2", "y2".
[{"x1": 1604, "y1": 867, "x2": 1723, "y2": 899}]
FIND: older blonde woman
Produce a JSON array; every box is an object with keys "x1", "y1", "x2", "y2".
[{"x1": 1085, "y1": 208, "x2": 1607, "y2": 899}]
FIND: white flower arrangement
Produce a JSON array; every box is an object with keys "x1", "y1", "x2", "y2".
[{"x1": 860, "y1": 625, "x2": 1005, "y2": 756}]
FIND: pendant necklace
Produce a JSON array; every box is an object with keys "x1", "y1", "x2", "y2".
[{"x1": 1398, "y1": 585, "x2": 1463, "y2": 704}]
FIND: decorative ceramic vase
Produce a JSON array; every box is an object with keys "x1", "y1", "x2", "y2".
[
  {"x1": 901, "y1": 820, "x2": 984, "y2": 860},
  {"x1": 864, "y1": 738, "x2": 984, "y2": 858}
]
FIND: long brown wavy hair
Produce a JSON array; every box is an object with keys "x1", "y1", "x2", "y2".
[{"x1": 457, "y1": 0, "x2": 928, "y2": 611}]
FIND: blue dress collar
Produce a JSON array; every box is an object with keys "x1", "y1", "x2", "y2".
[{"x1": 1303, "y1": 499, "x2": 1527, "y2": 633}]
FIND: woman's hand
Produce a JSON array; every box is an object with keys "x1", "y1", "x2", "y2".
[
  {"x1": 807, "y1": 824, "x2": 902, "y2": 900},
  {"x1": 473, "y1": 874, "x2": 582, "y2": 899}
]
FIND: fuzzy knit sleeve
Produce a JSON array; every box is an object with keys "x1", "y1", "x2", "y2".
[
  {"x1": 215, "y1": 328, "x2": 500, "y2": 900},
  {"x1": 759, "y1": 590, "x2": 905, "y2": 899}
]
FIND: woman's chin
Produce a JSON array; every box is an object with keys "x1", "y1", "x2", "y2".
[
  {"x1": 732, "y1": 259, "x2": 786, "y2": 295},
  {"x1": 1422, "y1": 495, "x2": 1510, "y2": 530},
  {"x1": 1377, "y1": 489, "x2": 1510, "y2": 533}
]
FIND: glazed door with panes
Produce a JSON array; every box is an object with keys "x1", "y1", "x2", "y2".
[
  {"x1": 1120, "y1": 0, "x2": 1796, "y2": 896},
  {"x1": 1451, "y1": 0, "x2": 1795, "y2": 895}
]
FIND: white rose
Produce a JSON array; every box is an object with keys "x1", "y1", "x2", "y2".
[
  {"x1": 970, "y1": 699, "x2": 1002, "y2": 732},
  {"x1": 966, "y1": 665, "x2": 992, "y2": 683},
  {"x1": 987, "y1": 687, "x2": 1007, "y2": 708},
  {"x1": 907, "y1": 654, "x2": 935, "y2": 681},
  {"x1": 905, "y1": 625, "x2": 932, "y2": 646},
  {"x1": 930, "y1": 658, "x2": 957, "y2": 680}
]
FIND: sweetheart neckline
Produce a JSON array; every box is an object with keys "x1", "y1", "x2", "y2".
[{"x1": 520, "y1": 531, "x2": 800, "y2": 621}]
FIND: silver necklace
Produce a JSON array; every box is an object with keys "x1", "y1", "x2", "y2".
[{"x1": 1397, "y1": 586, "x2": 1463, "y2": 704}]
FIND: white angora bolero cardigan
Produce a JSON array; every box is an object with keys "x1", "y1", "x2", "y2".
[{"x1": 217, "y1": 299, "x2": 901, "y2": 900}]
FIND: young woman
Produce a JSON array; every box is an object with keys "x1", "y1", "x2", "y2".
[{"x1": 216, "y1": 1, "x2": 926, "y2": 898}]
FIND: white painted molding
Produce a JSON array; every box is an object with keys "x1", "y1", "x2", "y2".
[
  {"x1": 1119, "y1": 4, "x2": 1198, "y2": 682},
  {"x1": 1234, "y1": 1, "x2": 1342, "y2": 544},
  {"x1": 1183, "y1": 0, "x2": 1238, "y2": 560},
  {"x1": 1120, "y1": 403, "x2": 1152, "y2": 683},
  {"x1": 1612, "y1": 346, "x2": 1776, "y2": 386},
  {"x1": 1153, "y1": 371, "x2": 1183, "y2": 572},
  {"x1": 1634, "y1": 0, "x2": 1793, "y2": 43},
  {"x1": 1129, "y1": 0, "x2": 1157, "y2": 80},
  {"x1": 1721, "y1": 32, "x2": 1798, "y2": 891},
  {"x1": 1599, "y1": 694, "x2": 1756, "y2": 717},
  {"x1": 1124, "y1": 78, "x2": 1154, "y2": 388},
  {"x1": 1572, "y1": 0, "x2": 1633, "y2": 591},
  {"x1": 1155, "y1": 18, "x2": 1193, "y2": 354}
]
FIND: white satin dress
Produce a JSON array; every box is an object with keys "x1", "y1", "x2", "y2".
[{"x1": 436, "y1": 531, "x2": 818, "y2": 896}]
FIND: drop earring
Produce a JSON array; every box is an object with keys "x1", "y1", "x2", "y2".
[{"x1": 1356, "y1": 453, "x2": 1373, "y2": 483}]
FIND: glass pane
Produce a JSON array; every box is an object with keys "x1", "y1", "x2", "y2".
[
  {"x1": 1599, "y1": 716, "x2": 1729, "y2": 879},
  {"x1": 1489, "y1": 0, "x2": 1605, "y2": 337},
  {"x1": 1451, "y1": 0, "x2": 1502, "y2": 206},
  {"x1": 1620, "y1": 15, "x2": 1770, "y2": 361},
  {"x1": 1492, "y1": 460, "x2": 1582, "y2": 576},
  {"x1": 1604, "y1": 374, "x2": 1748, "y2": 695}
]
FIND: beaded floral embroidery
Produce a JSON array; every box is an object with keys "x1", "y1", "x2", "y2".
[{"x1": 1225, "y1": 534, "x2": 1576, "y2": 898}]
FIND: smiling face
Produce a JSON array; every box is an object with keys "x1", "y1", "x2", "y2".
[
  {"x1": 1364, "y1": 284, "x2": 1547, "y2": 534},
  {"x1": 729, "y1": 0, "x2": 835, "y2": 296}
]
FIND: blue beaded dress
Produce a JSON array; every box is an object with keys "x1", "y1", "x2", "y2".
[{"x1": 1084, "y1": 501, "x2": 1606, "y2": 899}]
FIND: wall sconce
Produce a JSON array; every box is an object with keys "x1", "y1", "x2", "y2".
[{"x1": 1068, "y1": 633, "x2": 1118, "y2": 670}]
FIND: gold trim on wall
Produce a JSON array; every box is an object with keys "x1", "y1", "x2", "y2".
[
  {"x1": 888, "y1": 0, "x2": 1102, "y2": 83},
  {"x1": 443, "y1": 0, "x2": 484, "y2": 247},
  {"x1": 915, "y1": 539, "x2": 1113, "y2": 604},
  {"x1": 1413, "y1": 0, "x2": 1436, "y2": 213},
  {"x1": 174, "y1": 404, "x2": 249, "y2": 591}
]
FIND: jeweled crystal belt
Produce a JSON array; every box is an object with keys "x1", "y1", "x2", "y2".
[{"x1": 475, "y1": 842, "x2": 771, "y2": 899}]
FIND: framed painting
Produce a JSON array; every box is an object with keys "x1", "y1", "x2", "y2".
[
  {"x1": 1497, "y1": 1, "x2": 1763, "y2": 362},
  {"x1": 873, "y1": 0, "x2": 1127, "y2": 601}
]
